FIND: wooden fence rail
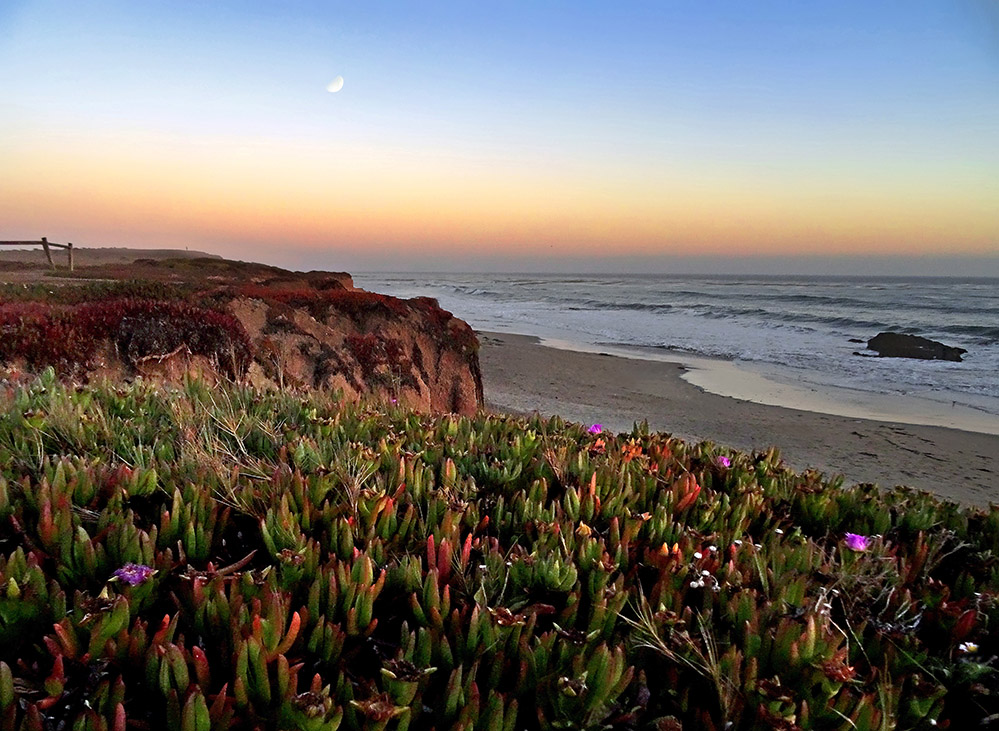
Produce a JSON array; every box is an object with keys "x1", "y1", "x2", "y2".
[{"x1": 0, "y1": 237, "x2": 74, "y2": 271}]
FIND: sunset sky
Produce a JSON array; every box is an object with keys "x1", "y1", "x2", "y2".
[{"x1": 1, "y1": 1, "x2": 997, "y2": 273}]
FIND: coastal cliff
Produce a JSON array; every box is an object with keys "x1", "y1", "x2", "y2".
[
  {"x1": 0, "y1": 255, "x2": 482, "y2": 415},
  {"x1": 227, "y1": 284, "x2": 482, "y2": 415}
]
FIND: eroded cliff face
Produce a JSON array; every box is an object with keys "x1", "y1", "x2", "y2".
[
  {"x1": 0, "y1": 260, "x2": 483, "y2": 415},
  {"x1": 229, "y1": 290, "x2": 482, "y2": 415}
]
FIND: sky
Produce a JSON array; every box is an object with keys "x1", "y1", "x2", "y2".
[{"x1": 1, "y1": 1, "x2": 997, "y2": 275}]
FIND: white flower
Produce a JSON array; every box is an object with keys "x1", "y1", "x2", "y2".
[
  {"x1": 693, "y1": 551, "x2": 703, "y2": 559},
  {"x1": 959, "y1": 642, "x2": 979, "y2": 654},
  {"x1": 733, "y1": 540, "x2": 742, "y2": 546},
  {"x1": 701, "y1": 570, "x2": 710, "y2": 577},
  {"x1": 775, "y1": 528, "x2": 784, "y2": 535},
  {"x1": 708, "y1": 546, "x2": 718, "y2": 553}
]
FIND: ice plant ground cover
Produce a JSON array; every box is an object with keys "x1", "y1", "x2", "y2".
[{"x1": 0, "y1": 371, "x2": 997, "y2": 730}]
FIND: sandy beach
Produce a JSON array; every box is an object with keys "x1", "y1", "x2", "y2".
[{"x1": 479, "y1": 331, "x2": 999, "y2": 506}]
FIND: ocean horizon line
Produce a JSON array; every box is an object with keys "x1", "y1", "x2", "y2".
[{"x1": 353, "y1": 270, "x2": 999, "y2": 282}]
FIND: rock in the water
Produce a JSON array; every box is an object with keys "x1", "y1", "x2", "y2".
[{"x1": 866, "y1": 332, "x2": 967, "y2": 362}]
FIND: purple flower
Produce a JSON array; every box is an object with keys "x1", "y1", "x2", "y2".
[
  {"x1": 843, "y1": 533, "x2": 869, "y2": 552},
  {"x1": 113, "y1": 563, "x2": 155, "y2": 586},
  {"x1": 587, "y1": 424, "x2": 603, "y2": 435},
  {"x1": 716, "y1": 456, "x2": 731, "y2": 469}
]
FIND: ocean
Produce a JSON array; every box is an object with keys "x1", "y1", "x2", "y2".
[{"x1": 352, "y1": 273, "x2": 999, "y2": 425}]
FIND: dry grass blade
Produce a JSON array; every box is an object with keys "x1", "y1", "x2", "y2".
[{"x1": 625, "y1": 590, "x2": 738, "y2": 722}]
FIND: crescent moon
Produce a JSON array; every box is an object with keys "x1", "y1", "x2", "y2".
[{"x1": 327, "y1": 76, "x2": 344, "y2": 93}]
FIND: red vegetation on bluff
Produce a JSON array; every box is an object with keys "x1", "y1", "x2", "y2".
[
  {"x1": 0, "y1": 299, "x2": 252, "y2": 376},
  {"x1": 0, "y1": 258, "x2": 481, "y2": 412},
  {"x1": 235, "y1": 285, "x2": 411, "y2": 320}
]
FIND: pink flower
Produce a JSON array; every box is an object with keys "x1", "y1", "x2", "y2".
[
  {"x1": 113, "y1": 563, "x2": 155, "y2": 586},
  {"x1": 587, "y1": 424, "x2": 603, "y2": 434},
  {"x1": 843, "y1": 533, "x2": 869, "y2": 552},
  {"x1": 716, "y1": 456, "x2": 731, "y2": 468}
]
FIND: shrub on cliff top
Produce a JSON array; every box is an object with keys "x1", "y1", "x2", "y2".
[
  {"x1": 0, "y1": 302, "x2": 80, "y2": 367},
  {"x1": 0, "y1": 299, "x2": 252, "y2": 376},
  {"x1": 0, "y1": 280, "x2": 192, "y2": 306},
  {"x1": 0, "y1": 376, "x2": 996, "y2": 730},
  {"x1": 234, "y1": 285, "x2": 410, "y2": 321}
]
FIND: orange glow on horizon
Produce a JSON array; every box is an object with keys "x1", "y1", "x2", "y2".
[{"x1": 2, "y1": 132, "x2": 996, "y2": 261}]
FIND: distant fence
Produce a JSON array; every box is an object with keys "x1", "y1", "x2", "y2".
[{"x1": 0, "y1": 238, "x2": 74, "y2": 271}]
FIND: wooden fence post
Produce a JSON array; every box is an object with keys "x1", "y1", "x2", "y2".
[
  {"x1": 41, "y1": 237, "x2": 55, "y2": 269},
  {"x1": 67, "y1": 243, "x2": 74, "y2": 271}
]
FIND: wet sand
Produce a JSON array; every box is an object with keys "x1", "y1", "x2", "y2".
[{"x1": 479, "y1": 331, "x2": 999, "y2": 507}]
